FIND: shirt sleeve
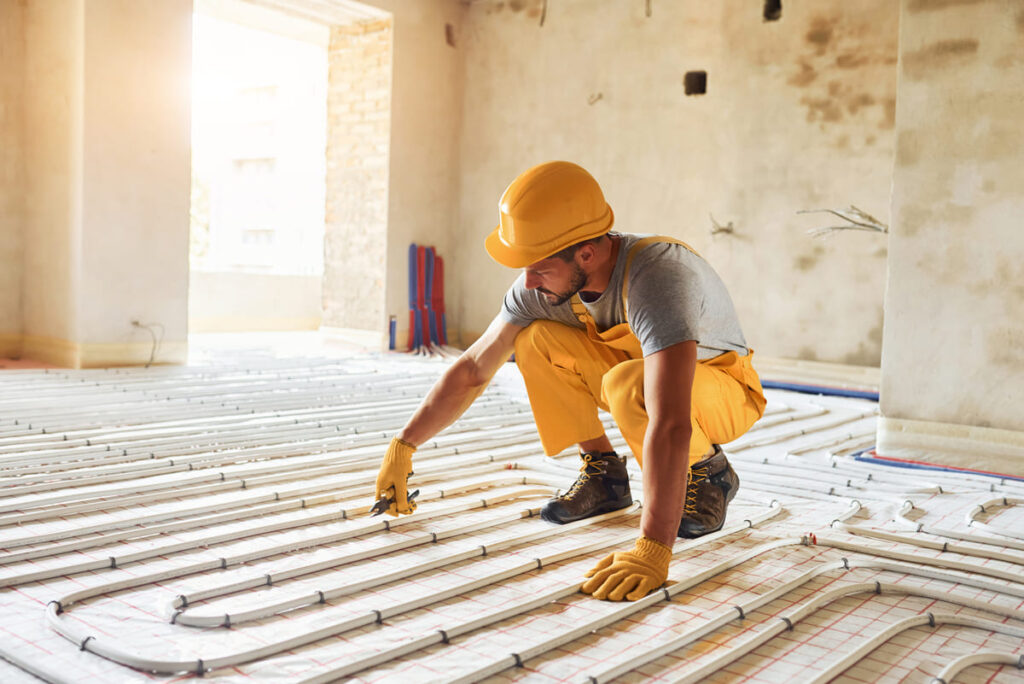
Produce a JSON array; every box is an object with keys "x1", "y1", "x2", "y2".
[{"x1": 625, "y1": 243, "x2": 704, "y2": 357}]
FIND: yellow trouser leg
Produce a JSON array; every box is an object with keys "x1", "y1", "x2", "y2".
[
  {"x1": 514, "y1": 321, "x2": 630, "y2": 456},
  {"x1": 601, "y1": 352, "x2": 766, "y2": 468}
]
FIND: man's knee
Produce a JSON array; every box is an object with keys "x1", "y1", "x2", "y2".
[
  {"x1": 513, "y1": 320, "x2": 577, "y2": 361},
  {"x1": 601, "y1": 360, "x2": 645, "y2": 417}
]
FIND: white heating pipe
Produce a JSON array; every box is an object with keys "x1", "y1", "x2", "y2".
[
  {"x1": 894, "y1": 500, "x2": 1024, "y2": 552},
  {"x1": 582, "y1": 550, "x2": 1024, "y2": 684},
  {"x1": 833, "y1": 521, "x2": 1024, "y2": 566},
  {"x1": 1, "y1": 475, "x2": 560, "y2": 585},
  {"x1": 45, "y1": 504, "x2": 647, "y2": 675},
  {"x1": 931, "y1": 651, "x2": 1023, "y2": 684},
  {"x1": 671, "y1": 583, "x2": 1024, "y2": 684},
  {"x1": 808, "y1": 613, "x2": 1024, "y2": 684},
  {"x1": 966, "y1": 496, "x2": 1024, "y2": 541}
]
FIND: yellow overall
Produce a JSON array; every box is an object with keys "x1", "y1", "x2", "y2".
[{"x1": 513, "y1": 237, "x2": 767, "y2": 467}]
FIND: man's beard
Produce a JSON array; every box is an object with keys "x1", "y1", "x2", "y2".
[{"x1": 538, "y1": 264, "x2": 587, "y2": 306}]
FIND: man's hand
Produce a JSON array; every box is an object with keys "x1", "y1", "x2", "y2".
[
  {"x1": 580, "y1": 536, "x2": 672, "y2": 601},
  {"x1": 372, "y1": 437, "x2": 417, "y2": 516}
]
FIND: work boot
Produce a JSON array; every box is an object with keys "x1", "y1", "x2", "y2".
[
  {"x1": 540, "y1": 450, "x2": 632, "y2": 524},
  {"x1": 678, "y1": 446, "x2": 739, "y2": 538}
]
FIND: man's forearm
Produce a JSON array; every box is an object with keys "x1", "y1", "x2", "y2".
[
  {"x1": 398, "y1": 357, "x2": 490, "y2": 446},
  {"x1": 638, "y1": 422, "x2": 691, "y2": 546}
]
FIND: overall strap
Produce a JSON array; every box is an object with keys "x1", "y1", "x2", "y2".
[
  {"x1": 621, "y1": 236, "x2": 700, "y2": 318},
  {"x1": 568, "y1": 235, "x2": 701, "y2": 325}
]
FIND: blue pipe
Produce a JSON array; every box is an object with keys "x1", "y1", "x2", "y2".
[{"x1": 760, "y1": 380, "x2": 879, "y2": 402}]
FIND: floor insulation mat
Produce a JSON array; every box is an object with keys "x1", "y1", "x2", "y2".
[{"x1": 0, "y1": 352, "x2": 1022, "y2": 683}]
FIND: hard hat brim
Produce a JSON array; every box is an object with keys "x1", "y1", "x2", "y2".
[{"x1": 484, "y1": 206, "x2": 615, "y2": 268}]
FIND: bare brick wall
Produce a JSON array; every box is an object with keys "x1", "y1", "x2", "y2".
[{"x1": 323, "y1": 18, "x2": 391, "y2": 332}]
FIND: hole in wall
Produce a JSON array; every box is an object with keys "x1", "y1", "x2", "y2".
[
  {"x1": 684, "y1": 71, "x2": 707, "y2": 96},
  {"x1": 764, "y1": 0, "x2": 782, "y2": 21}
]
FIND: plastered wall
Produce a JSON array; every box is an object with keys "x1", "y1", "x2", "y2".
[
  {"x1": 21, "y1": 0, "x2": 82, "y2": 359},
  {"x1": 15, "y1": 0, "x2": 193, "y2": 367},
  {"x1": 323, "y1": 18, "x2": 392, "y2": 332},
  {"x1": 358, "y1": 0, "x2": 465, "y2": 347},
  {"x1": 452, "y1": 0, "x2": 898, "y2": 363},
  {"x1": 880, "y1": 0, "x2": 1024, "y2": 451},
  {"x1": 0, "y1": 0, "x2": 25, "y2": 357}
]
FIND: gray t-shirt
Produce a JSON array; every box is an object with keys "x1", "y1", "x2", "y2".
[{"x1": 499, "y1": 232, "x2": 749, "y2": 360}]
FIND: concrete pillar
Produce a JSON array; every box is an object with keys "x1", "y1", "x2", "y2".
[
  {"x1": 323, "y1": 18, "x2": 392, "y2": 334},
  {"x1": 20, "y1": 0, "x2": 192, "y2": 367},
  {"x1": 878, "y1": 0, "x2": 1024, "y2": 473}
]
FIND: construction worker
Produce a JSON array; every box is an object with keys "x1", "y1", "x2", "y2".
[{"x1": 374, "y1": 161, "x2": 766, "y2": 602}]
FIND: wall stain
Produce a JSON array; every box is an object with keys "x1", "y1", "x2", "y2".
[
  {"x1": 788, "y1": 60, "x2": 817, "y2": 87},
  {"x1": 835, "y1": 53, "x2": 868, "y2": 69},
  {"x1": 794, "y1": 245, "x2": 825, "y2": 272},
  {"x1": 801, "y1": 96, "x2": 844, "y2": 123},
  {"x1": 806, "y1": 17, "x2": 834, "y2": 54},
  {"x1": 907, "y1": 0, "x2": 988, "y2": 12},
  {"x1": 847, "y1": 93, "x2": 876, "y2": 115},
  {"x1": 799, "y1": 346, "x2": 820, "y2": 362},
  {"x1": 902, "y1": 39, "x2": 980, "y2": 80},
  {"x1": 1018, "y1": 9, "x2": 1024, "y2": 32},
  {"x1": 982, "y1": 179, "x2": 996, "y2": 192},
  {"x1": 880, "y1": 98, "x2": 896, "y2": 130},
  {"x1": 866, "y1": 135, "x2": 877, "y2": 146},
  {"x1": 835, "y1": 135, "x2": 850, "y2": 149},
  {"x1": 896, "y1": 130, "x2": 922, "y2": 167}
]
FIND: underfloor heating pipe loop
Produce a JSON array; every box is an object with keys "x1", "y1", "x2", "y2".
[
  {"x1": 298, "y1": 500, "x2": 785, "y2": 684},
  {"x1": 0, "y1": 438, "x2": 535, "y2": 531},
  {"x1": 895, "y1": 499, "x2": 1024, "y2": 552},
  {"x1": 832, "y1": 519, "x2": 1024, "y2": 565},
  {"x1": 1, "y1": 474, "x2": 562, "y2": 585},
  {"x1": 167, "y1": 499, "x2": 551, "y2": 617},
  {"x1": 172, "y1": 490, "x2": 605, "y2": 628},
  {"x1": 45, "y1": 503, "x2": 647, "y2": 674},
  {"x1": 0, "y1": 408, "x2": 541, "y2": 515},
  {"x1": 931, "y1": 651, "x2": 1024, "y2": 684},
  {"x1": 965, "y1": 496, "x2": 1024, "y2": 540},
  {"x1": 669, "y1": 582, "x2": 1024, "y2": 684},
  {"x1": 809, "y1": 614, "x2": 1024, "y2": 684},
  {"x1": 588, "y1": 552, "x2": 1024, "y2": 684}
]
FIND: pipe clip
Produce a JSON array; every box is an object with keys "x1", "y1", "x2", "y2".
[
  {"x1": 196, "y1": 659, "x2": 205, "y2": 677},
  {"x1": 734, "y1": 605, "x2": 745, "y2": 620},
  {"x1": 177, "y1": 595, "x2": 189, "y2": 609},
  {"x1": 79, "y1": 636, "x2": 94, "y2": 651},
  {"x1": 438, "y1": 629, "x2": 450, "y2": 644},
  {"x1": 874, "y1": 581, "x2": 882, "y2": 595},
  {"x1": 780, "y1": 616, "x2": 794, "y2": 631},
  {"x1": 511, "y1": 653, "x2": 523, "y2": 668},
  {"x1": 926, "y1": 612, "x2": 935, "y2": 628},
  {"x1": 48, "y1": 600, "x2": 63, "y2": 615}
]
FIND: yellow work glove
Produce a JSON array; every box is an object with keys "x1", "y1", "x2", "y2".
[
  {"x1": 372, "y1": 437, "x2": 417, "y2": 516},
  {"x1": 580, "y1": 536, "x2": 672, "y2": 601}
]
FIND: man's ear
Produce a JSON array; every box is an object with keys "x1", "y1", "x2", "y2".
[{"x1": 575, "y1": 243, "x2": 597, "y2": 266}]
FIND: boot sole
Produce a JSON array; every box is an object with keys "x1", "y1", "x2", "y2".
[{"x1": 539, "y1": 497, "x2": 632, "y2": 524}]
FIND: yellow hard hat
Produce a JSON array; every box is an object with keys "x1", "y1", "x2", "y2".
[{"x1": 485, "y1": 161, "x2": 614, "y2": 268}]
